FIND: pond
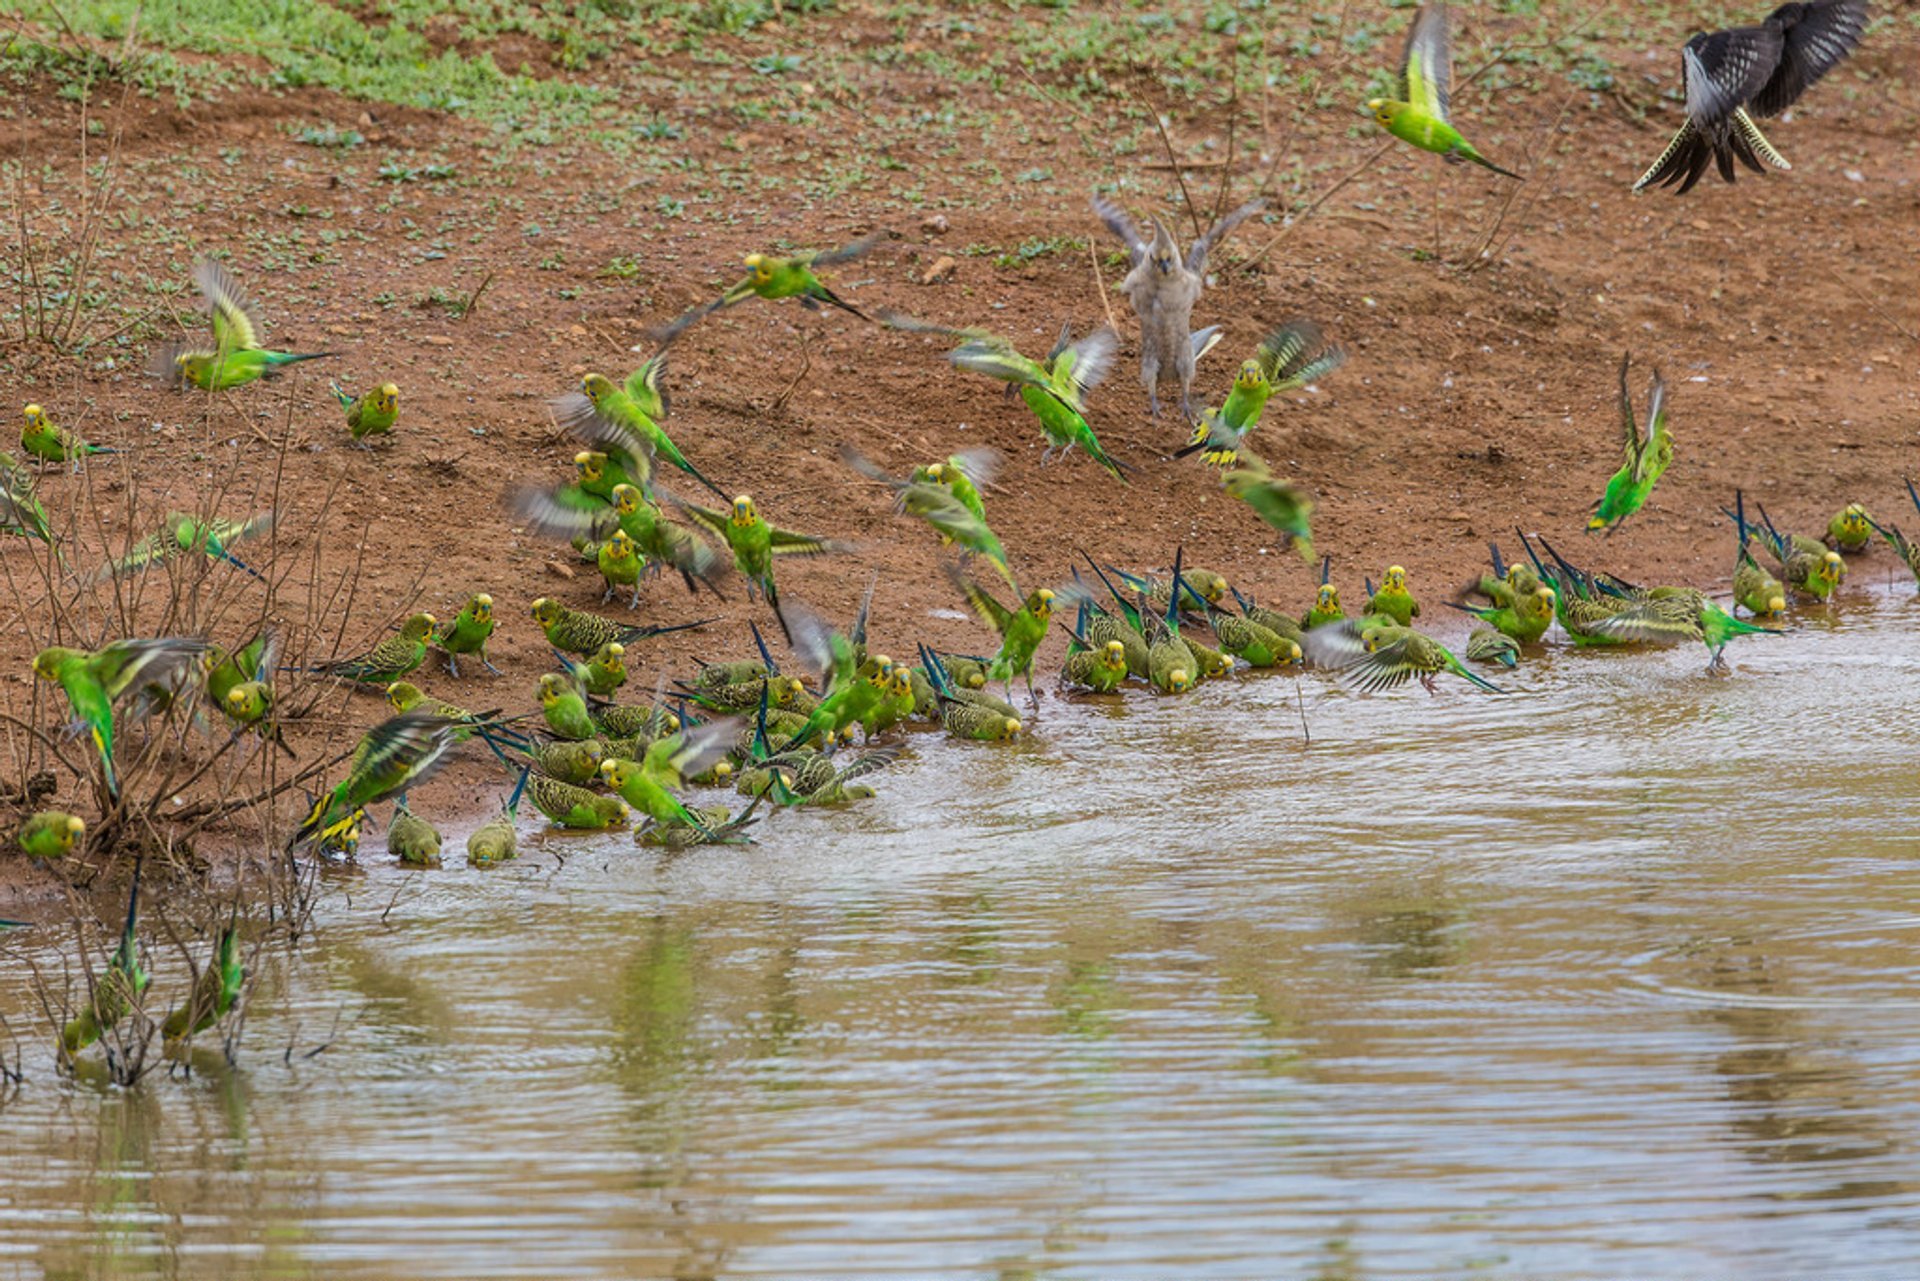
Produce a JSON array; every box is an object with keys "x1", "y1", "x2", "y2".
[{"x1": 3, "y1": 589, "x2": 1920, "y2": 1279}]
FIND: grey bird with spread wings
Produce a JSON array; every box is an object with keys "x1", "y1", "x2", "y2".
[
  {"x1": 1090, "y1": 194, "x2": 1266, "y2": 421},
  {"x1": 1633, "y1": 0, "x2": 1870, "y2": 194}
]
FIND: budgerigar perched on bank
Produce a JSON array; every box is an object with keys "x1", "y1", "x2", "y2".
[
  {"x1": 18, "y1": 811, "x2": 85, "y2": 860},
  {"x1": 434, "y1": 594, "x2": 499, "y2": 678},
  {"x1": 304, "y1": 613, "x2": 435, "y2": 685},
  {"x1": 22, "y1": 404, "x2": 114, "y2": 467},
  {"x1": 333, "y1": 381, "x2": 399, "y2": 446}
]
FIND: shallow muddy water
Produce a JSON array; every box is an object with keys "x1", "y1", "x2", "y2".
[{"x1": 4, "y1": 588, "x2": 1920, "y2": 1279}]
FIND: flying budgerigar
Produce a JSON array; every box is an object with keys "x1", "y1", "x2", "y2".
[
  {"x1": 908, "y1": 315, "x2": 1130, "y2": 482},
  {"x1": 88, "y1": 511, "x2": 274, "y2": 584},
  {"x1": 653, "y1": 230, "x2": 894, "y2": 347},
  {"x1": 554, "y1": 362, "x2": 726, "y2": 500},
  {"x1": 677, "y1": 494, "x2": 850, "y2": 624},
  {"x1": 1589, "y1": 354, "x2": 1673, "y2": 534},
  {"x1": 1367, "y1": 3, "x2": 1522, "y2": 180},
  {"x1": 1178, "y1": 320, "x2": 1346, "y2": 467},
  {"x1": 840, "y1": 445, "x2": 1017, "y2": 590},
  {"x1": 158, "y1": 258, "x2": 336, "y2": 390},
  {"x1": 34, "y1": 637, "x2": 208, "y2": 803},
  {"x1": 1633, "y1": 0, "x2": 1870, "y2": 194},
  {"x1": 291, "y1": 710, "x2": 461, "y2": 853}
]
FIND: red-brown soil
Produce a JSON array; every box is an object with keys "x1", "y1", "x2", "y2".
[{"x1": 2, "y1": 6, "x2": 1916, "y2": 913}]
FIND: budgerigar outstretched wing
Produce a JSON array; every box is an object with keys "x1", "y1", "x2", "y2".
[
  {"x1": 506, "y1": 487, "x2": 621, "y2": 541},
  {"x1": 1589, "y1": 602, "x2": 1697, "y2": 646},
  {"x1": 806, "y1": 229, "x2": 896, "y2": 268},
  {"x1": 1402, "y1": 3, "x2": 1454, "y2": 123},
  {"x1": 943, "y1": 560, "x2": 1014, "y2": 636},
  {"x1": 1048, "y1": 326, "x2": 1117, "y2": 403},
  {"x1": 624, "y1": 355, "x2": 670, "y2": 419},
  {"x1": 766, "y1": 525, "x2": 847, "y2": 556},
  {"x1": 1632, "y1": 366, "x2": 1669, "y2": 485},
  {"x1": 1258, "y1": 320, "x2": 1346, "y2": 390},
  {"x1": 91, "y1": 637, "x2": 209, "y2": 703},
  {"x1": 194, "y1": 259, "x2": 263, "y2": 356},
  {"x1": 949, "y1": 336, "x2": 1047, "y2": 390}
]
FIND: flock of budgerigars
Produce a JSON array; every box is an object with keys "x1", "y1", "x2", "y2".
[{"x1": 6, "y1": 1, "x2": 1896, "y2": 1057}]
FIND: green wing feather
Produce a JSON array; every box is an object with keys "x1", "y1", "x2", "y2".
[
  {"x1": 195, "y1": 259, "x2": 262, "y2": 355},
  {"x1": 1402, "y1": 4, "x2": 1453, "y2": 122}
]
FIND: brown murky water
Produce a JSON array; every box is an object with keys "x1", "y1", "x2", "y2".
[{"x1": 4, "y1": 590, "x2": 1920, "y2": 1279}]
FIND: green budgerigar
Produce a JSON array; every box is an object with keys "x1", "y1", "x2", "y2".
[
  {"x1": 1465, "y1": 625, "x2": 1520, "y2": 668},
  {"x1": 1363, "y1": 566, "x2": 1422, "y2": 627},
  {"x1": 536, "y1": 671, "x2": 597, "y2": 741},
  {"x1": 842, "y1": 445, "x2": 1017, "y2": 590},
  {"x1": 90, "y1": 510, "x2": 274, "y2": 584},
  {"x1": 18, "y1": 811, "x2": 85, "y2": 860},
  {"x1": 387, "y1": 805, "x2": 444, "y2": 865},
  {"x1": 946, "y1": 322, "x2": 1130, "y2": 483},
  {"x1": 527, "y1": 773, "x2": 629, "y2": 830},
  {"x1": 1221, "y1": 453, "x2": 1317, "y2": 562},
  {"x1": 1724, "y1": 491, "x2": 1846, "y2": 600},
  {"x1": 1864, "y1": 480, "x2": 1920, "y2": 590},
  {"x1": 1592, "y1": 589, "x2": 1779, "y2": 675},
  {"x1": 61, "y1": 860, "x2": 149, "y2": 1055},
  {"x1": 557, "y1": 364, "x2": 726, "y2": 500},
  {"x1": 1180, "y1": 321, "x2": 1346, "y2": 467},
  {"x1": 597, "y1": 528, "x2": 645, "y2": 609},
  {"x1": 678, "y1": 494, "x2": 849, "y2": 621},
  {"x1": 160, "y1": 258, "x2": 336, "y2": 390},
  {"x1": 945, "y1": 561, "x2": 1055, "y2": 705},
  {"x1": 160, "y1": 923, "x2": 244, "y2": 1044},
  {"x1": 918, "y1": 646, "x2": 1023, "y2": 741},
  {"x1": 601, "y1": 719, "x2": 739, "y2": 837},
  {"x1": 1, "y1": 449, "x2": 62, "y2": 561},
  {"x1": 290, "y1": 710, "x2": 460, "y2": 852},
  {"x1": 434, "y1": 594, "x2": 500, "y2": 678},
  {"x1": 1826, "y1": 503, "x2": 1872, "y2": 553},
  {"x1": 529, "y1": 597, "x2": 711, "y2": 656},
  {"x1": 1302, "y1": 557, "x2": 1345, "y2": 631},
  {"x1": 1588, "y1": 353, "x2": 1673, "y2": 534},
  {"x1": 307, "y1": 612, "x2": 436, "y2": 685},
  {"x1": 1368, "y1": 4, "x2": 1522, "y2": 179},
  {"x1": 333, "y1": 381, "x2": 399, "y2": 446},
  {"x1": 1059, "y1": 596, "x2": 1130, "y2": 693},
  {"x1": 655, "y1": 231, "x2": 893, "y2": 347},
  {"x1": 1304, "y1": 619, "x2": 1503, "y2": 695},
  {"x1": 467, "y1": 769, "x2": 530, "y2": 867},
  {"x1": 22, "y1": 404, "x2": 114, "y2": 467},
  {"x1": 34, "y1": 637, "x2": 208, "y2": 802}
]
